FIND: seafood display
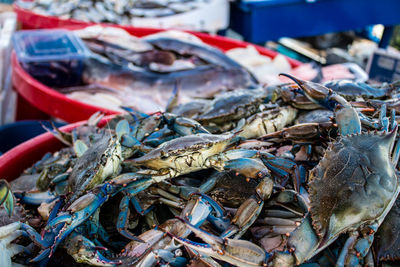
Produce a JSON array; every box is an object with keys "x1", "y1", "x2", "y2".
[
  {"x1": 20, "y1": 27, "x2": 259, "y2": 114},
  {"x1": 15, "y1": 26, "x2": 371, "y2": 115},
  {"x1": 2, "y1": 75, "x2": 400, "y2": 266}
]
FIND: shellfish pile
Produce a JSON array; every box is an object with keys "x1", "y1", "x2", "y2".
[{"x1": 2, "y1": 74, "x2": 400, "y2": 267}]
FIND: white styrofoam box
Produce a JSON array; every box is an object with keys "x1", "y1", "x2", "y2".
[{"x1": 130, "y1": 0, "x2": 229, "y2": 33}]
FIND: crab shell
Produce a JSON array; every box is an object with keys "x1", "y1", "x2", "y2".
[
  {"x1": 196, "y1": 88, "x2": 265, "y2": 125},
  {"x1": 131, "y1": 133, "x2": 235, "y2": 172},
  {"x1": 68, "y1": 135, "x2": 122, "y2": 196},
  {"x1": 303, "y1": 129, "x2": 399, "y2": 257}
]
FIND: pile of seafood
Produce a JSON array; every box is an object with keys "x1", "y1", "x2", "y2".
[
  {"x1": 2, "y1": 74, "x2": 400, "y2": 266},
  {"x1": 50, "y1": 28, "x2": 262, "y2": 113},
  {"x1": 16, "y1": 0, "x2": 213, "y2": 22},
  {"x1": 19, "y1": 27, "x2": 364, "y2": 114}
]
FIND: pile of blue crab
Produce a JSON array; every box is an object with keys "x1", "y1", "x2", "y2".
[{"x1": 2, "y1": 75, "x2": 400, "y2": 267}]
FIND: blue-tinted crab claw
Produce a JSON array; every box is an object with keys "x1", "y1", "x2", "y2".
[
  {"x1": 152, "y1": 249, "x2": 187, "y2": 267},
  {"x1": 191, "y1": 193, "x2": 230, "y2": 232},
  {"x1": 279, "y1": 73, "x2": 342, "y2": 110},
  {"x1": 279, "y1": 74, "x2": 363, "y2": 137},
  {"x1": 222, "y1": 176, "x2": 274, "y2": 239},
  {"x1": 64, "y1": 232, "x2": 122, "y2": 266},
  {"x1": 0, "y1": 180, "x2": 14, "y2": 217},
  {"x1": 334, "y1": 104, "x2": 361, "y2": 136},
  {"x1": 172, "y1": 218, "x2": 267, "y2": 267},
  {"x1": 260, "y1": 152, "x2": 301, "y2": 192},
  {"x1": 224, "y1": 158, "x2": 270, "y2": 179},
  {"x1": 163, "y1": 113, "x2": 210, "y2": 136},
  {"x1": 45, "y1": 185, "x2": 112, "y2": 254},
  {"x1": 182, "y1": 194, "x2": 213, "y2": 228},
  {"x1": 112, "y1": 174, "x2": 155, "y2": 242},
  {"x1": 14, "y1": 190, "x2": 57, "y2": 206},
  {"x1": 116, "y1": 195, "x2": 145, "y2": 243},
  {"x1": 41, "y1": 120, "x2": 73, "y2": 146}
]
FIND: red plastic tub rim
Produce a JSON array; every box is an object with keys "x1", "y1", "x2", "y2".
[{"x1": 0, "y1": 116, "x2": 113, "y2": 182}]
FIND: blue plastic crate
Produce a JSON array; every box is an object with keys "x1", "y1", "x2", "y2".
[
  {"x1": 13, "y1": 29, "x2": 90, "y2": 87},
  {"x1": 230, "y1": 0, "x2": 400, "y2": 44}
]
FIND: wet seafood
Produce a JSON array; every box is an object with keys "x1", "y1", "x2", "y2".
[
  {"x1": 4, "y1": 77, "x2": 400, "y2": 267},
  {"x1": 70, "y1": 28, "x2": 257, "y2": 113}
]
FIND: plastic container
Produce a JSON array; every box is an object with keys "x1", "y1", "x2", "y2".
[
  {"x1": 0, "y1": 120, "x2": 65, "y2": 155},
  {"x1": 0, "y1": 116, "x2": 111, "y2": 182},
  {"x1": 14, "y1": 1, "x2": 228, "y2": 33},
  {"x1": 12, "y1": 26, "x2": 302, "y2": 123},
  {"x1": 230, "y1": 0, "x2": 400, "y2": 44},
  {"x1": 13, "y1": 29, "x2": 90, "y2": 87}
]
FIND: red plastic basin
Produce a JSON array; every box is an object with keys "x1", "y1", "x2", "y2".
[
  {"x1": 12, "y1": 8, "x2": 301, "y2": 123},
  {"x1": 0, "y1": 116, "x2": 112, "y2": 182}
]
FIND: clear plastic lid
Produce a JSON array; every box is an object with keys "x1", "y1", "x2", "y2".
[{"x1": 13, "y1": 29, "x2": 90, "y2": 62}]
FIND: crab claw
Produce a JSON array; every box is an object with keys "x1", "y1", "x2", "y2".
[
  {"x1": 224, "y1": 158, "x2": 270, "y2": 179},
  {"x1": 334, "y1": 105, "x2": 361, "y2": 136},
  {"x1": 279, "y1": 73, "x2": 344, "y2": 110},
  {"x1": 64, "y1": 233, "x2": 122, "y2": 266},
  {"x1": 172, "y1": 217, "x2": 267, "y2": 267},
  {"x1": 14, "y1": 190, "x2": 57, "y2": 206},
  {"x1": 0, "y1": 180, "x2": 14, "y2": 217},
  {"x1": 0, "y1": 222, "x2": 31, "y2": 267},
  {"x1": 46, "y1": 187, "x2": 110, "y2": 255},
  {"x1": 191, "y1": 193, "x2": 230, "y2": 232},
  {"x1": 163, "y1": 113, "x2": 210, "y2": 136}
]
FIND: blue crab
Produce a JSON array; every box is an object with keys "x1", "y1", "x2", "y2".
[
  {"x1": 173, "y1": 76, "x2": 400, "y2": 267},
  {"x1": 117, "y1": 193, "x2": 224, "y2": 266},
  {"x1": 267, "y1": 75, "x2": 400, "y2": 266},
  {"x1": 42, "y1": 128, "x2": 300, "y2": 261}
]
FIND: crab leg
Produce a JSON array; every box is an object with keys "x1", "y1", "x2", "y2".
[
  {"x1": 172, "y1": 218, "x2": 267, "y2": 267},
  {"x1": 192, "y1": 193, "x2": 230, "y2": 232},
  {"x1": 336, "y1": 225, "x2": 376, "y2": 267},
  {"x1": 251, "y1": 225, "x2": 298, "y2": 239},
  {"x1": 116, "y1": 195, "x2": 144, "y2": 242},
  {"x1": 222, "y1": 176, "x2": 274, "y2": 239},
  {"x1": 260, "y1": 152, "x2": 301, "y2": 191},
  {"x1": 130, "y1": 195, "x2": 155, "y2": 215},
  {"x1": 63, "y1": 232, "x2": 122, "y2": 266},
  {"x1": 152, "y1": 249, "x2": 187, "y2": 266}
]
